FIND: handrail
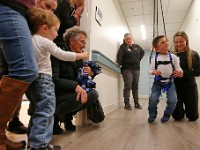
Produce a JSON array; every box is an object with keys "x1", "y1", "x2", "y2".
[{"x1": 92, "y1": 50, "x2": 121, "y2": 74}]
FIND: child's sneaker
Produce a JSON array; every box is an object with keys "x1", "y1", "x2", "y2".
[
  {"x1": 29, "y1": 144, "x2": 61, "y2": 150},
  {"x1": 161, "y1": 113, "x2": 170, "y2": 123},
  {"x1": 148, "y1": 116, "x2": 156, "y2": 123}
]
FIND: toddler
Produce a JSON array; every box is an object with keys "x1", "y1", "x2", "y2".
[{"x1": 148, "y1": 35, "x2": 183, "y2": 123}]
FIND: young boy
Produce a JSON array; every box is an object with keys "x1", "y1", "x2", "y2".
[
  {"x1": 148, "y1": 35, "x2": 183, "y2": 123},
  {"x1": 26, "y1": 8, "x2": 88, "y2": 150}
]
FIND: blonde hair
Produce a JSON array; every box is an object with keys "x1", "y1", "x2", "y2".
[
  {"x1": 173, "y1": 31, "x2": 193, "y2": 70},
  {"x1": 27, "y1": 7, "x2": 60, "y2": 34}
]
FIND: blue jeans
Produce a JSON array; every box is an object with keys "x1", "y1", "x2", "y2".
[
  {"x1": 122, "y1": 69, "x2": 140, "y2": 104},
  {"x1": 0, "y1": 4, "x2": 38, "y2": 82},
  {"x1": 26, "y1": 74, "x2": 55, "y2": 148},
  {"x1": 148, "y1": 81, "x2": 177, "y2": 118}
]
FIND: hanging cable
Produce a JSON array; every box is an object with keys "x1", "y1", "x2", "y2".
[
  {"x1": 149, "y1": 0, "x2": 167, "y2": 63},
  {"x1": 160, "y1": 0, "x2": 166, "y2": 36},
  {"x1": 153, "y1": 0, "x2": 156, "y2": 38},
  {"x1": 156, "y1": 0, "x2": 159, "y2": 35},
  {"x1": 149, "y1": 0, "x2": 157, "y2": 63}
]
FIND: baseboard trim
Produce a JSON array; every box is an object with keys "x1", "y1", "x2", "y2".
[{"x1": 103, "y1": 102, "x2": 119, "y2": 115}]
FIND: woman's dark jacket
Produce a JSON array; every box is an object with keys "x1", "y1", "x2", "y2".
[
  {"x1": 54, "y1": 0, "x2": 77, "y2": 43},
  {"x1": 116, "y1": 43, "x2": 145, "y2": 72},
  {"x1": 174, "y1": 50, "x2": 200, "y2": 88}
]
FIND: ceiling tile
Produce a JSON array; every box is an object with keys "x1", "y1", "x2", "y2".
[
  {"x1": 166, "y1": 11, "x2": 187, "y2": 23},
  {"x1": 118, "y1": 0, "x2": 193, "y2": 50},
  {"x1": 168, "y1": 0, "x2": 193, "y2": 12},
  {"x1": 121, "y1": 1, "x2": 143, "y2": 16},
  {"x1": 126, "y1": 15, "x2": 144, "y2": 26}
]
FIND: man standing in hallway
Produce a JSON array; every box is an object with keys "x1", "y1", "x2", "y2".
[{"x1": 116, "y1": 33, "x2": 145, "y2": 110}]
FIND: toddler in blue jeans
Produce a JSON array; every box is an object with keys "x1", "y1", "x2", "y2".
[
  {"x1": 25, "y1": 8, "x2": 88, "y2": 150},
  {"x1": 148, "y1": 35, "x2": 183, "y2": 123}
]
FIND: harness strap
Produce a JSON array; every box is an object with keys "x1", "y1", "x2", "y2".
[{"x1": 154, "y1": 51, "x2": 174, "y2": 92}]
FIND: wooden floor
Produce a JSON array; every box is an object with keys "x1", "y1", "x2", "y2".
[{"x1": 8, "y1": 99, "x2": 200, "y2": 150}]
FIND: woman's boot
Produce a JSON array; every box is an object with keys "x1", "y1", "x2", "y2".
[
  {"x1": 5, "y1": 137, "x2": 26, "y2": 150},
  {"x1": 0, "y1": 76, "x2": 29, "y2": 150}
]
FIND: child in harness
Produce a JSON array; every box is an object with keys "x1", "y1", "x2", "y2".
[{"x1": 148, "y1": 35, "x2": 183, "y2": 123}]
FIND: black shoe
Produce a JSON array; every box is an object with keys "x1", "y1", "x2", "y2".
[
  {"x1": 148, "y1": 116, "x2": 156, "y2": 123},
  {"x1": 161, "y1": 113, "x2": 170, "y2": 123},
  {"x1": 29, "y1": 144, "x2": 61, "y2": 150},
  {"x1": 7, "y1": 117, "x2": 27, "y2": 134},
  {"x1": 135, "y1": 103, "x2": 142, "y2": 109},
  {"x1": 64, "y1": 120, "x2": 76, "y2": 131},
  {"x1": 53, "y1": 122, "x2": 64, "y2": 135},
  {"x1": 124, "y1": 104, "x2": 132, "y2": 110}
]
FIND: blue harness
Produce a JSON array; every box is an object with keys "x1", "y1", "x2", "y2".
[
  {"x1": 154, "y1": 51, "x2": 174, "y2": 92},
  {"x1": 76, "y1": 61, "x2": 102, "y2": 92}
]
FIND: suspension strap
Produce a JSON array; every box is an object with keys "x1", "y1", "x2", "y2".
[{"x1": 154, "y1": 51, "x2": 174, "y2": 92}]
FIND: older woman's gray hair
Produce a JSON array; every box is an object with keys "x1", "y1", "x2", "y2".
[{"x1": 63, "y1": 26, "x2": 87, "y2": 44}]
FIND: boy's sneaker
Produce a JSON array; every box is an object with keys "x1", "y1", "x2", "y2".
[
  {"x1": 148, "y1": 116, "x2": 156, "y2": 123},
  {"x1": 135, "y1": 103, "x2": 142, "y2": 109},
  {"x1": 124, "y1": 104, "x2": 132, "y2": 110},
  {"x1": 29, "y1": 144, "x2": 61, "y2": 150},
  {"x1": 161, "y1": 113, "x2": 170, "y2": 123}
]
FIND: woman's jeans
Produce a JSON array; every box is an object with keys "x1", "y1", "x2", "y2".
[
  {"x1": 148, "y1": 81, "x2": 177, "y2": 118},
  {"x1": 0, "y1": 4, "x2": 38, "y2": 82},
  {"x1": 26, "y1": 74, "x2": 55, "y2": 148}
]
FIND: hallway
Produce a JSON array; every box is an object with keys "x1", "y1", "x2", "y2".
[{"x1": 8, "y1": 98, "x2": 200, "y2": 150}]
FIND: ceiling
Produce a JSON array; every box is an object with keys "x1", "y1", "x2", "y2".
[{"x1": 118, "y1": 0, "x2": 193, "y2": 50}]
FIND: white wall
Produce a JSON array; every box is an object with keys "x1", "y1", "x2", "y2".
[
  {"x1": 90, "y1": 0, "x2": 129, "y2": 60},
  {"x1": 88, "y1": 0, "x2": 130, "y2": 114},
  {"x1": 181, "y1": 0, "x2": 200, "y2": 53}
]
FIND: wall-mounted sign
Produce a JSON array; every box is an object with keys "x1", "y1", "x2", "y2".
[{"x1": 95, "y1": 6, "x2": 102, "y2": 26}]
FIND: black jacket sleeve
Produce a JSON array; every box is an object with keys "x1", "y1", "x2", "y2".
[
  {"x1": 51, "y1": 56, "x2": 79, "y2": 92},
  {"x1": 184, "y1": 50, "x2": 200, "y2": 77},
  {"x1": 139, "y1": 45, "x2": 145, "y2": 61},
  {"x1": 116, "y1": 44, "x2": 124, "y2": 66},
  {"x1": 54, "y1": 1, "x2": 77, "y2": 42}
]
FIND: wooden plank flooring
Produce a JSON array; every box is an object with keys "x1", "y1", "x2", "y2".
[{"x1": 7, "y1": 99, "x2": 200, "y2": 150}]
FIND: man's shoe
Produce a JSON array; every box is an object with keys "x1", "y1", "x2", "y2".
[
  {"x1": 64, "y1": 120, "x2": 76, "y2": 131},
  {"x1": 7, "y1": 117, "x2": 27, "y2": 134},
  {"x1": 135, "y1": 103, "x2": 142, "y2": 109},
  {"x1": 29, "y1": 144, "x2": 61, "y2": 150},
  {"x1": 161, "y1": 113, "x2": 170, "y2": 123},
  {"x1": 53, "y1": 122, "x2": 64, "y2": 135},
  {"x1": 124, "y1": 104, "x2": 132, "y2": 110}
]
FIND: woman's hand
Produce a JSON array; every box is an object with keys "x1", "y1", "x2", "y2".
[
  {"x1": 75, "y1": 85, "x2": 87, "y2": 103},
  {"x1": 173, "y1": 70, "x2": 183, "y2": 78},
  {"x1": 152, "y1": 70, "x2": 161, "y2": 75},
  {"x1": 76, "y1": 0, "x2": 84, "y2": 7}
]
